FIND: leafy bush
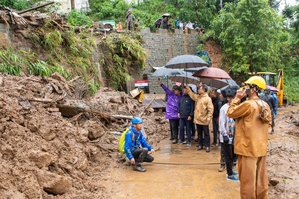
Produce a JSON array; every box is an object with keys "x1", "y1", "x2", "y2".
[
  {"x1": 103, "y1": 33, "x2": 147, "y2": 90},
  {"x1": 0, "y1": 50, "x2": 24, "y2": 75},
  {"x1": 67, "y1": 9, "x2": 94, "y2": 27}
]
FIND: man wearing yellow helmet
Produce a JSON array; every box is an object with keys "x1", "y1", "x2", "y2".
[{"x1": 227, "y1": 76, "x2": 271, "y2": 199}]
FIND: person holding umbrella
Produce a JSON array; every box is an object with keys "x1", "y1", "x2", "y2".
[
  {"x1": 157, "y1": 80, "x2": 182, "y2": 143},
  {"x1": 186, "y1": 84, "x2": 213, "y2": 152}
]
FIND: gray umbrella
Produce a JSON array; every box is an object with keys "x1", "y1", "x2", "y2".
[
  {"x1": 200, "y1": 78, "x2": 238, "y2": 89},
  {"x1": 152, "y1": 67, "x2": 185, "y2": 76},
  {"x1": 165, "y1": 55, "x2": 208, "y2": 69},
  {"x1": 168, "y1": 72, "x2": 199, "y2": 85},
  {"x1": 184, "y1": 66, "x2": 208, "y2": 73}
]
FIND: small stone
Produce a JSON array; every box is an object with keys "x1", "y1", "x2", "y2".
[{"x1": 270, "y1": 178, "x2": 280, "y2": 186}]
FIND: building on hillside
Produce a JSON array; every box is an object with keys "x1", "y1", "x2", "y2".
[{"x1": 54, "y1": 0, "x2": 90, "y2": 14}]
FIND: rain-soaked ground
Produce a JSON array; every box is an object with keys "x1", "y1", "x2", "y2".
[{"x1": 105, "y1": 138, "x2": 240, "y2": 199}]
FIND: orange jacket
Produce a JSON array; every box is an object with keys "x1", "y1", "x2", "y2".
[{"x1": 227, "y1": 96, "x2": 271, "y2": 157}]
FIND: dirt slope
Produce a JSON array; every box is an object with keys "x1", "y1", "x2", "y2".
[{"x1": 0, "y1": 73, "x2": 169, "y2": 198}]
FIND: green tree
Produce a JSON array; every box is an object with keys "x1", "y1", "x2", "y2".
[{"x1": 211, "y1": 0, "x2": 289, "y2": 74}]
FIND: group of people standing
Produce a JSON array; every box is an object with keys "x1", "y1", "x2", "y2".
[
  {"x1": 158, "y1": 75, "x2": 272, "y2": 198},
  {"x1": 125, "y1": 10, "x2": 142, "y2": 31}
]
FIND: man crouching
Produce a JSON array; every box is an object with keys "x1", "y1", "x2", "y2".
[{"x1": 125, "y1": 117, "x2": 155, "y2": 172}]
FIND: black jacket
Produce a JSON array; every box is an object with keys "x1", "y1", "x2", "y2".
[
  {"x1": 212, "y1": 95, "x2": 222, "y2": 118},
  {"x1": 261, "y1": 94, "x2": 275, "y2": 112},
  {"x1": 178, "y1": 94, "x2": 194, "y2": 118}
]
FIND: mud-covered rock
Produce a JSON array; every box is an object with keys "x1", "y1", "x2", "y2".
[
  {"x1": 29, "y1": 151, "x2": 58, "y2": 168},
  {"x1": 37, "y1": 171, "x2": 72, "y2": 195},
  {"x1": 39, "y1": 127, "x2": 56, "y2": 141}
]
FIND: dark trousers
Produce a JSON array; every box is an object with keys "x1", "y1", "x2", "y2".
[
  {"x1": 169, "y1": 119, "x2": 173, "y2": 139},
  {"x1": 223, "y1": 144, "x2": 238, "y2": 176},
  {"x1": 179, "y1": 118, "x2": 191, "y2": 142},
  {"x1": 131, "y1": 148, "x2": 154, "y2": 165},
  {"x1": 190, "y1": 117, "x2": 196, "y2": 138},
  {"x1": 196, "y1": 124, "x2": 210, "y2": 147},
  {"x1": 169, "y1": 119, "x2": 179, "y2": 140},
  {"x1": 212, "y1": 117, "x2": 219, "y2": 144},
  {"x1": 220, "y1": 143, "x2": 226, "y2": 166}
]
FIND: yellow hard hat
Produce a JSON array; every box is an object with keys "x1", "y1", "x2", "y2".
[{"x1": 244, "y1": 76, "x2": 266, "y2": 90}]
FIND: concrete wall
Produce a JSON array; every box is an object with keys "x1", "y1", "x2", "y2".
[
  {"x1": 54, "y1": 0, "x2": 90, "y2": 14},
  {"x1": 140, "y1": 28, "x2": 200, "y2": 94}
]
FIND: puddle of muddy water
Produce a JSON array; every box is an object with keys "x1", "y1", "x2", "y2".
[{"x1": 106, "y1": 139, "x2": 240, "y2": 199}]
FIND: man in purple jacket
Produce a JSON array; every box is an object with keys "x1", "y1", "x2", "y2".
[{"x1": 157, "y1": 81, "x2": 182, "y2": 144}]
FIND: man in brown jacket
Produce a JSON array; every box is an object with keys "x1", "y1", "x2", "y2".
[
  {"x1": 186, "y1": 84, "x2": 213, "y2": 152},
  {"x1": 227, "y1": 76, "x2": 271, "y2": 199}
]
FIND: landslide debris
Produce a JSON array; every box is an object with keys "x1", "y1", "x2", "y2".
[
  {"x1": 267, "y1": 106, "x2": 299, "y2": 198},
  {"x1": 0, "y1": 73, "x2": 169, "y2": 198}
]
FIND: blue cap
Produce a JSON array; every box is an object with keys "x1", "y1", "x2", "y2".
[{"x1": 132, "y1": 117, "x2": 143, "y2": 124}]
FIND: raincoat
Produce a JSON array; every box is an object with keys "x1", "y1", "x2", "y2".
[
  {"x1": 227, "y1": 96, "x2": 271, "y2": 157},
  {"x1": 186, "y1": 87, "x2": 214, "y2": 125},
  {"x1": 124, "y1": 126, "x2": 153, "y2": 160},
  {"x1": 161, "y1": 84, "x2": 182, "y2": 119}
]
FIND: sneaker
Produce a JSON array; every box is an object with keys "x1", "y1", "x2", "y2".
[
  {"x1": 227, "y1": 171, "x2": 238, "y2": 176},
  {"x1": 227, "y1": 175, "x2": 239, "y2": 181},
  {"x1": 178, "y1": 140, "x2": 183, "y2": 145},
  {"x1": 206, "y1": 147, "x2": 210, "y2": 152},
  {"x1": 218, "y1": 165, "x2": 226, "y2": 172},
  {"x1": 197, "y1": 145, "x2": 203, "y2": 150},
  {"x1": 186, "y1": 142, "x2": 191, "y2": 146},
  {"x1": 182, "y1": 140, "x2": 187, "y2": 144},
  {"x1": 172, "y1": 139, "x2": 178, "y2": 144}
]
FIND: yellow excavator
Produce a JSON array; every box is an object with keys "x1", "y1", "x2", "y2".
[{"x1": 249, "y1": 69, "x2": 286, "y2": 106}]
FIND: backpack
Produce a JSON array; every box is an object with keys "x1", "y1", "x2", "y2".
[
  {"x1": 255, "y1": 100, "x2": 271, "y2": 123},
  {"x1": 119, "y1": 128, "x2": 140, "y2": 154}
]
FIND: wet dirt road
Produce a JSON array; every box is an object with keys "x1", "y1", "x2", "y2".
[{"x1": 106, "y1": 139, "x2": 240, "y2": 199}]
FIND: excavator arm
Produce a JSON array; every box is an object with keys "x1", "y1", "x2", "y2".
[{"x1": 275, "y1": 69, "x2": 284, "y2": 106}]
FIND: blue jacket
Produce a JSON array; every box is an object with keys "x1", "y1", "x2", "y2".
[
  {"x1": 175, "y1": 20, "x2": 180, "y2": 28},
  {"x1": 271, "y1": 91, "x2": 278, "y2": 115},
  {"x1": 124, "y1": 126, "x2": 153, "y2": 160}
]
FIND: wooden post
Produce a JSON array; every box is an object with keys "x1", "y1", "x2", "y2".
[{"x1": 71, "y1": 0, "x2": 75, "y2": 10}]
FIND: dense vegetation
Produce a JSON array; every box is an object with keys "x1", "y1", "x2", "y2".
[{"x1": 1, "y1": 0, "x2": 299, "y2": 102}]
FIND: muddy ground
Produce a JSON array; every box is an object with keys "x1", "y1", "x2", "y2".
[{"x1": 0, "y1": 73, "x2": 298, "y2": 198}]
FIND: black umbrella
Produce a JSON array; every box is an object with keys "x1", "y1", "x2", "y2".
[
  {"x1": 152, "y1": 67, "x2": 185, "y2": 77},
  {"x1": 165, "y1": 55, "x2": 208, "y2": 84},
  {"x1": 165, "y1": 55, "x2": 208, "y2": 69},
  {"x1": 168, "y1": 72, "x2": 199, "y2": 85},
  {"x1": 151, "y1": 67, "x2": 185, "y2": 87}
]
